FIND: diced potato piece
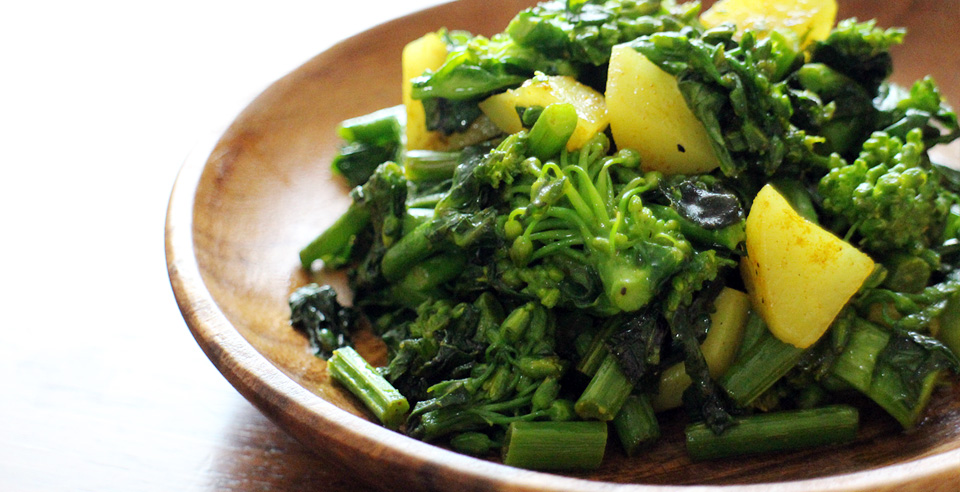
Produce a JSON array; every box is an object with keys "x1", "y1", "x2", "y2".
[
  {"x1": 740, "y1": 184, "x2": 875, "y2": 349},
  {"x1": 402, "y1": 33, "x2": 500, "y2": 151},
  {"x1": 701, "y1": 0, "x2": 838, "y2": 48},
  {"x1": 479, "y1": 74, "x2": 608, "y2": 151},
  {"x1": 402, "y1": 33, "x2": 448, "y2": 150},
  {"x1": 700, "y1": 288, "x2": 751, "y2": 377},
  {"x1": 605, "y1": 44, "x2": 719, "y2": 175}
]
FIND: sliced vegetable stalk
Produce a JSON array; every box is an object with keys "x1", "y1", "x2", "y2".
[
  {"x1": 328, "y1": 346, "x2": 410, "y2": 429},
  {"x1": 575, "y1": 354, "x2": 633, "y2": 421},
  {"x1": 719, "y1": 328, "x2": 805, "y2": 407},
  {"x1": 527, "y1": 102, "x2": 578, "y2": 160},
  {"x1": 613, "y1": 394, "x2": 660, "y2": 456},
  {"x1": 685, "y1": 405, "x2": 859, "y2": 461},
  {"x1": 502, "y1": 421, "x2": 607, "y2": 470},
  {"x1": 299, "y1": 205, "x2": 370, "y2": 270}
]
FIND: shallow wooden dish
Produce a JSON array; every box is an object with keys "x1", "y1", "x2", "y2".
[{"x1": 166, "y1": 0, "x2": 960, "y2": 490}]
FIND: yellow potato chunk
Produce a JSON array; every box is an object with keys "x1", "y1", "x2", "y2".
[
  {"x1": 701, "y1": 0, "x2": 838, "y2": 48},
  {"x1": 478, "y1": 74, "x2": 608, "y2": 151},
  {"x1": 402, "y1": 33, "x2": 500, "y2": 151},
  {"x1": 605, "y1": 44, "x2": 719, "y2": 175},
  {"x1": 741, "y1": 184, "x2": 875, "y2": 349}
]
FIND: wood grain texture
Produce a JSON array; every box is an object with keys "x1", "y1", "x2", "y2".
[{"x1": 166, "y1": 1, "x2": 960, "y2": 491}]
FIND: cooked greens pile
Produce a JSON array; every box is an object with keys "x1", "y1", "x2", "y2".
[{"x1": 291, "y1": 0, "x2": 960, "y2": 470}]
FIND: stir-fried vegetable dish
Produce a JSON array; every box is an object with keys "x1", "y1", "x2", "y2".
[{"x1": 291, "y1": 0, "x2": 960, "y2": 470}]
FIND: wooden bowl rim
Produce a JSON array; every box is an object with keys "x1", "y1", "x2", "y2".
[{"x1": 165, "y1": 1, "x2": 960, "y2": 490}]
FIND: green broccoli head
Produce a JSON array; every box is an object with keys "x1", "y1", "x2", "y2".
[
  {"x1": 496, "y1": 133, "x2": 740, "y2": 314},
  {"x1": 810, "y1": 18, "x2": 905, "y2": 93},
  {"x1": 819, "y1": 129, "x2": 952, "y2": 253}
]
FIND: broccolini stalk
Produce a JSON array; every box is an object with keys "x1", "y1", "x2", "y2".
[
  {"x1": 719, "y1": 326, "x2": 806, "y2": 408},
  {"x1": 379, "y1": 134, "x2": 528, "y2": 282},
  {"x1": 328, "y1": 346, "x2": 410, "y2": 429},
  {"x1": 613, "y1": 394, "x2": 660, "y2": 457},
  {"x1": 299, "y1": 204, "x2": 371, "y2": 270},
  {"x1": 575, "y1": 354, "x2": 633, "y2": 421},
  {"x1": 527, "y1": 102, "x2": 577, "y2": 160},
  {"x1": 403, "y1": 150, "x2": 461, "y2": 182},
  {"x1": 857, "y1": 271, "x2": 960, "y2": 333},
  {"x1": 685, "y1": 405, "x2": 859, "y2": 461},
  {"x1": 502, "y1": 421, "x2": 608, "y2": 471}
]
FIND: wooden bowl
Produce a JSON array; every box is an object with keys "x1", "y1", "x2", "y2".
[{"x1": 166, "y1": 1, "x2": 960, "y2": 490}]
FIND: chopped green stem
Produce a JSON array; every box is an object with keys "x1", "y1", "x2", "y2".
[
  {"x1": 503, "y1": 421, "x2": 608, "y2": 470},
  {"x1": 576, "y1": 320, "x2": 617, "y2": 377},
  {"x1": 299, "y1": 205, "x2": 371, "y2": 269},
  {"x1": 771, "y1": 178, "x2": 818, "y2": 224},
  {"x1": 327, "y1": 347, "x2": 410, "y2": 429},
  {"x1": 406, "y1": 192, "x2": 447, "y2": 209},
  {"x1": 613, "y1": 394, "x2": 660, "y2": 457},
  {"x1": 527, "y1": 103, "x2": 578, "y2": 161},
  {"x1": 380, "y1": 220, "x2": 437, "y2": 282},
  {"x1": 399, "y1": 253, "x2": 465, "y2": 291},
  {"x1": 869, "y1": 364, "x2": 940, "y2": 429},
  {"x1": 719, "y1": 330, "x2": 805, "y2": 407},
  {"x1": 685, "y1": 405, "x2": 860, "y2": 461},
  {"x1": 575, "y1": 354, "x2": 634, "y2": 421},
  {"x1": 337, "y1": 105, "x2": 403, "y2": 144},
  {"x1": 831, "y1": 319, "x2": 890, "y2": 392},
  {"x1": 736, "y1": 312, "x2": 768, "y2": 361},
  {"x1": 404, "y1": 150, "x2": 461, "y2": 182}
]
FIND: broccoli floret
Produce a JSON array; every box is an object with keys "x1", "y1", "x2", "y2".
[
  {"x1": 501, "y1": 133, "x2": 742, "y2": 314},
  {"x1": 819, "y1": 129, "x2": 953, "y2": 253},
  {"x1": 810, "y1": 18, "x2": 905, "y2": 93}
]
